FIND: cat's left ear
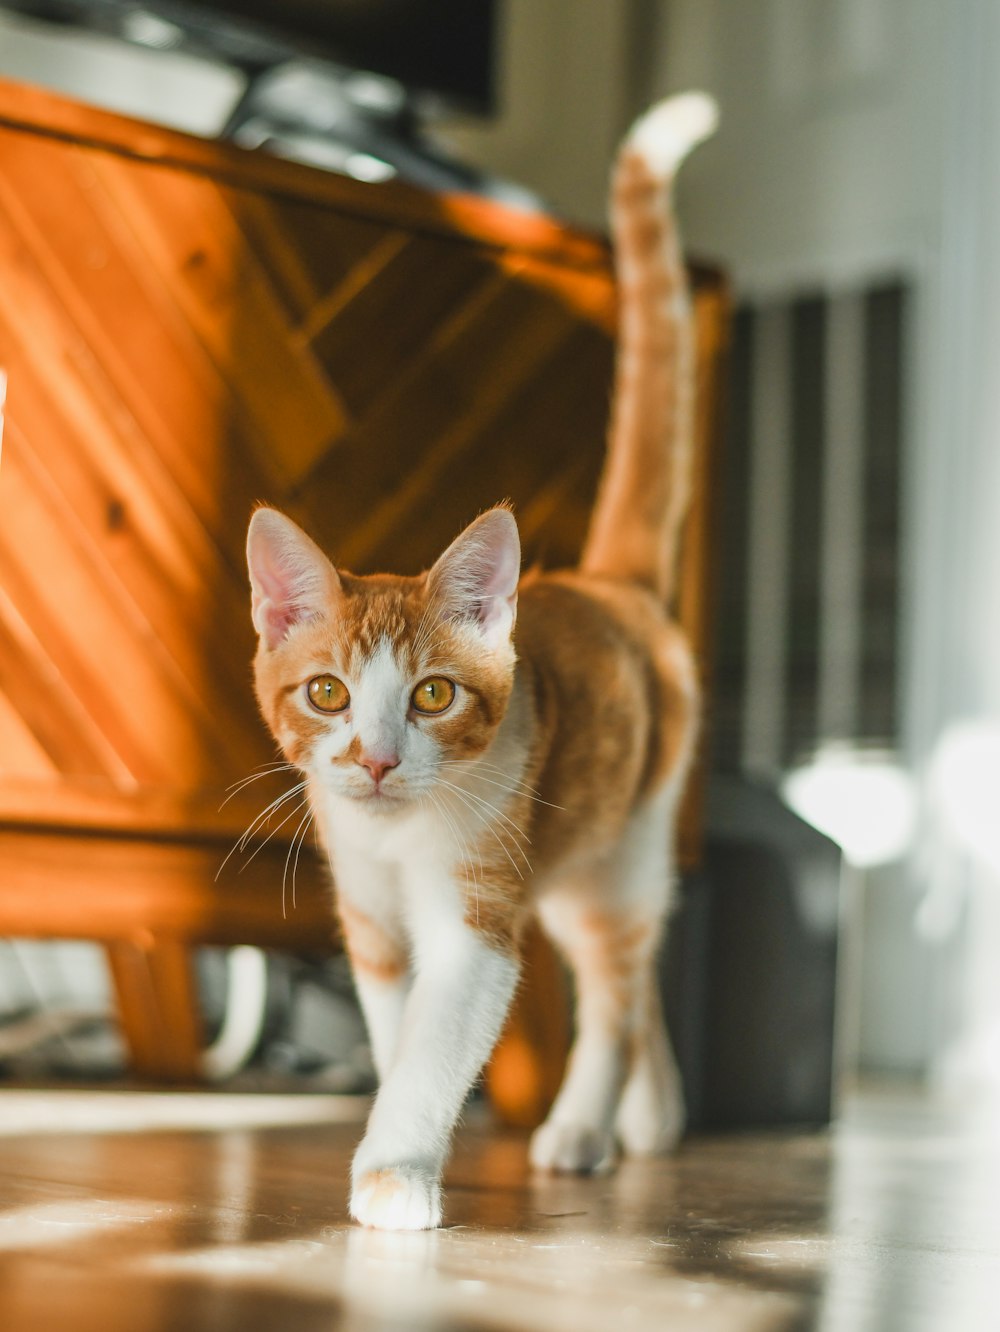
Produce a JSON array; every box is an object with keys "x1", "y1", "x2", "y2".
[
  {"x1": 428, "y1": 507, "x2": 520, "y2": 650},
  {"x1": 246, "y1": 507, "x2": 341, "y2": 650}
]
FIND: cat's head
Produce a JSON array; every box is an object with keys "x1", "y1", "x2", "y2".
[{"x1": 246, "y1": 506, "x2": 520, "y2": 810}]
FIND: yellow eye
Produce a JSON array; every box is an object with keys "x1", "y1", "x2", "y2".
[
  {"x1": 307, "y1": 675, "x2": 350, "y2": 714},
  {"x1": 411, "y1": 677, "x2": 456, "y2": 716}
]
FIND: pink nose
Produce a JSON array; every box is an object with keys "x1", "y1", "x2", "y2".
[{"x1": 358, "y1": 753, "x2": 400, "y2": 784}]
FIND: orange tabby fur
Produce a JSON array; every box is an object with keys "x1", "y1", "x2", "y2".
[{"x1": 246, "y1": 93, "x2": 717, "y2": 1230}]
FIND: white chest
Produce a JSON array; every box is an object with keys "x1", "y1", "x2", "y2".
[
  {"x1": 321, "y1": 791, "x2": 444, "y2": 865},
  {"x1": 318, "y1": 789, "x2": 472, "y2": 941}
]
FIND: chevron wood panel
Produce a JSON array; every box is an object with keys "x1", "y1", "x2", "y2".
[{"x1": 0, "y1": 80, "x2": 729, "y2": 846}]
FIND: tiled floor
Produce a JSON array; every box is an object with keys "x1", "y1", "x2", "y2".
[{"x1": 0, "y1": 1086, "x2": 996, "y2": 1331}]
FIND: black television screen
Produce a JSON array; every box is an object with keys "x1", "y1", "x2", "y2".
[
  {"x1": 2, "y1": 0, "x2": 498, "y2": 115},
  {"x1": 201, "y1": 0, "x2": 497, "y2": 113}
]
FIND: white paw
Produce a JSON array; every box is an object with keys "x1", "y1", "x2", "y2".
[
  {"x1": 617, "y1": 1112, "x2": 683, "y2": 1156},
  {"x1": 350, "y1": 1166, "x2": 443, "y2": 1231},
  {"x1": 529, "y1": 1121, "x2": 618, "y2": 1174},
  {"x1": 616, "y1": 1085, "x2": 685, "y2": 1156}
]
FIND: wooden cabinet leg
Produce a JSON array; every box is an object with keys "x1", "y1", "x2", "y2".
[
  {"x1": 486, "y1": 922, "x2": 571, "y2": 1128},
  {"x1": 106, "y1": 937, "x2": 203, "y2": 1082}
]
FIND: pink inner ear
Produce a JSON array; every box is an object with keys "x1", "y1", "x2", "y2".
[
  {"x1": 256, "y1": 595, "x2": 303, "y2": 648},
  {"x1": 479, "y1": 520, "x2": 521, "y2": 603},
  {"x1": 430, "y1": 508, "x2": 521, "y2": 645},
  {"x1": 247, "y1": 508, "x2": 338, "y2": 650}
]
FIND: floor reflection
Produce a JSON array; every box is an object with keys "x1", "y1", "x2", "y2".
[
  {"x1": 818, "y1": 1094, "x2": 1000, "y2": 1332},
  {"x1": 0, "y1": 1087, "x2": 996, "y2": 1331}
]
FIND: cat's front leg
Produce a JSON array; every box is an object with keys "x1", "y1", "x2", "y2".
[
  {"x1": 332, "y1": 849, "x2": 410, "y2": 1083},
  {"x1": 349, "y1": 911, "x2": 519, "y2": 1230},
  {"x1": 336, "y1": 893, "x2": 410, "y2": 1082}
]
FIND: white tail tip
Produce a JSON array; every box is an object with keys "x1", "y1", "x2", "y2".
[{"x1": 626, "y1": 91, "x2": 719, "y2": 178}]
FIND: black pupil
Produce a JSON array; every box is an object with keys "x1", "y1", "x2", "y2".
[{"x1": 312, "y1": 677, "x2": 344, "y2": 708}]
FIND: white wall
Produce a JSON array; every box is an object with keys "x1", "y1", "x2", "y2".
[
  {"x1": 0, "y1": 8, "x2": 241, "y2": 134},
  {"x1": 649, "y1": 0, "x2": 947, "y2": 294},
  {"x1": 442, "y1": 0, "x2": 637, "y2": 228},
  {"x1": 649, "y1": 0, "x2": 1000, "y2": 1087},
  {"x1": 912, "y1": 0, "x2": 1000, "y2": 1101}
]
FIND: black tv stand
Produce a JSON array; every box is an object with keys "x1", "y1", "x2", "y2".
[{"x1": 221, "y1": 59, "x2": 543, "y2": 210}]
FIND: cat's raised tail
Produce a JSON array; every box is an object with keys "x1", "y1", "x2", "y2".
[{"x1": 579, "y1": 91, "x2": 718, "y2": 604}]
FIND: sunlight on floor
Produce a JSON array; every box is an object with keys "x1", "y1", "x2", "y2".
[
  {"x1": 0, "y1": 1088, "x2": 368, "y2": 1136},
  {"x1": 0, "y1": 1086, "x2": 997, "y2": 1331}
]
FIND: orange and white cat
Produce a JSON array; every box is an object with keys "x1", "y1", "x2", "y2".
[{"x1": 246, "y1": 93, "x2": 717, "y2": 1230}]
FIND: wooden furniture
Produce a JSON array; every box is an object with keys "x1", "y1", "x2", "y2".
[{"x1": 0, "y1": 78, "x2": 729, "y2": 1114}]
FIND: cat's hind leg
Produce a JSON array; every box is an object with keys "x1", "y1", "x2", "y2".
[
  {"x1": 530, "y1": 789, "x2": 683, "y2": 1173},
  {"x1": 614, "y1": 960, "x2": 684, "y2": 1156}
]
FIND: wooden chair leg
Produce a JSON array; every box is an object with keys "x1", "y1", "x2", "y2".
[
  {"x1": 106, "y1": 937, "x2": 203, "y2": 1082},
  {"x1": 487, "y1": 922, "x2": 571, "y2": 1128}
]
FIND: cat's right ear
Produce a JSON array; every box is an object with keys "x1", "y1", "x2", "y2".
[{"x1": 246, "y1": 508, "x2": 340, "y2": 650}]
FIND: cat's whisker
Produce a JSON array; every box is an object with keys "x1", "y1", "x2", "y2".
[
  {"x1": 291, "y1": 811, "x2": 315, "y2": 913},
  {"x1": 252, "y1": 759, "x2": 299, "y2": 775},
  {"x1": 428, "y1": 789, "x2": 481, "y2": 926},
  {"x1": 452, "y1": 796, "x2": 484, "y2": 896},
  {"x1": 426, "y1": 790, "x2": 458, "y2": 865},
  {"x1": 439, "y1": 762, "x2": 565, "y2": 811},
  {"x1": 215, "y1": 781, "x2": 309, "y2": 882},
  {"x1": 282, "y1": 806, "x2": 307, "y2": 918},
  {"x1": 440, "y1": 758, "x2": 548, "y2": 800},
  {"x1": 244, "y1": 759, "x2": 301, "y2": 778},
  {"x1": 238, "y1": 794, "x2": 311, "y2": 875},
  {"x1": 220, "y1": 762, "x2": 298, "y2": 807},
  {"x1": 238, "y1": 781, "x2": 309, "y2": 850},
  {"x1": 440, "y1": 784, "x2": 532, "y2": 865},
  {"x1": 283, "y1": 805, "x2": 315, "y2": 920},
  {"x1": 437, "y1": 779, "x2": 531, "y2": 880},
  {"x1": 436, "y1": 777, "x2": 498, "y2": 895},
  {"x1": 437, "y1": 777, "x2": 533, "y2": 854},
  {"x1": 470, "y1": 766, "x2": 546, "y2": 800},
  {"x1": 427, "y1": 788, "x2": 462, "y2": 871}
]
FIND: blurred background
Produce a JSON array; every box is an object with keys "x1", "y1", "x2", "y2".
[{"x1": 0, "y1": 0, "x2": 998, "y2": 1118}]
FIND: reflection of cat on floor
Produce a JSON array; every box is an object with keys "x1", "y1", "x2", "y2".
[{"x1": 245, "y1": 93, "x2": 718, "y2": 1231}]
